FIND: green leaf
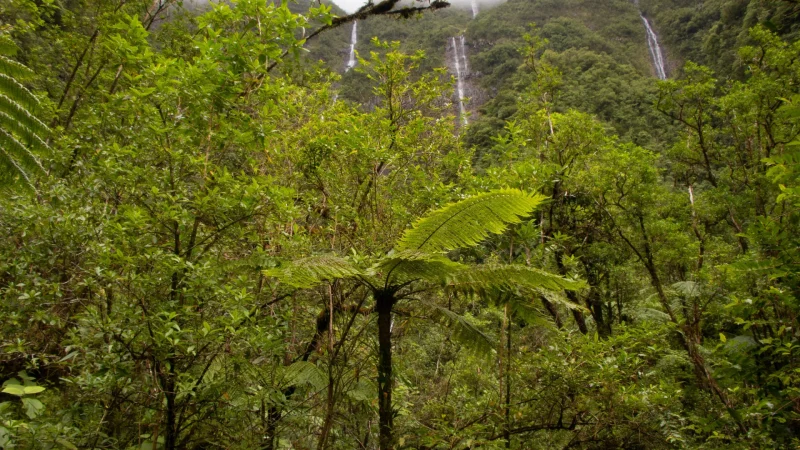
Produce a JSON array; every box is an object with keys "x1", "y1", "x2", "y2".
[
  {"x1": 395, "y1": 189, "x2": 546, "y2": 252},
  {"x1": 264, "y1": 254, "x2": 362, "y2": 289},
  {"x1": 23, "y1": 386, "x2": 45, "y2": 395},
  {"x1": 21, "y1": 397, "x2": 44, "y2": 419},
  {"x1": 56, "y1": 438, "x2": 79, "y2": 450},
  {"x1": 1, "y1": 385, "x2": 25, "y2": 396}
]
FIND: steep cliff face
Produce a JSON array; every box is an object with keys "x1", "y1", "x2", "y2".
[{"x1": 303, "y1": 0, "x2": 797, "y2": 150}]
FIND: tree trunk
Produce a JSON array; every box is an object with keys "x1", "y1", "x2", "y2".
[
  {"x1": 504, "y1": 304, "x2": 512, "y2": 449},
  {"x1": 376, "y1": 292, "x2": 395, "y2": 450},
  {"x1": 163, "y1": 363, "x2": 177, "y2": 450}
]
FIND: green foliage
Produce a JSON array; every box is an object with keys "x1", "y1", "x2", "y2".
[
  {"x1": 0, "y1": 0, "x2": 799, "y2": 448},
  {"x1": 396, "y1": 189, "x2": 545, "y2": 252},
  {"x1": 0, "y1": 33, "x2": 47, "y2": 189},
  {"x1": 265, "y1": 254, "x2": 363, "y2": 288}
]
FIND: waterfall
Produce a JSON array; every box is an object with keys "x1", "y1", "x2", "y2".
[
  {"x1": 459, "y1": 35, "x2": 469, "y2": 75},
  {"x1": 451, "y1": 36, "x2": 468, "y2": 125},
  {"x1": 471, "y1": 0, "x2": 479, "y2": 18},
  {"x1": 346, "y1": 21, "x2": 357, "y2": 72},
  {"x1": 640, "y1": 14, "x2": 667, "y2": 80}
]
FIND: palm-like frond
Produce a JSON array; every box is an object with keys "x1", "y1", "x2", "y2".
[
  {"x1": 0, "y1": 36, "x2": 48, "y2": 190},
  {"x1": 370, "y1": 250, "x2": 466, "y2": 285},
  {"x1": 0, "y1": 35, "x2": 18, "y2": 56},
  {"x1": 263, "y1": 254, "x2": 362, "y2": 289},
  {"x1": 395, "y1": 189, "x2": 546, "y2": 253},
  {"x1": 508, "y1": 299, "x2": 559, "y2": 330},
  {"x1": 449, "y1": 264, "x2": 586, "y2": 296},
  {"x1": 537, "y1": 288, "x2": 588, "y2": 311},
  {"x1": 283, "y1": 361, "x2": 326, "y2": 391},
  {"x1": 427, "y1": 303, "x2": 495, "y2": 355}
]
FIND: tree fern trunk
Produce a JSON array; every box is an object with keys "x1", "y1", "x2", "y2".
[{"x1": 376, "y1": 292, "x2": 395, "y2": 450}]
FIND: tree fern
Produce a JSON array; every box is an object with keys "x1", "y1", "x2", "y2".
[
  {"x1": 0, "y1": 34, "x2": 48, "y2": 189},
  {"x1": 263, "y1": 254, "x2": 363, "y2": 289},
  {"x1": 395, "y1": 189, "x2": 546, "y2": 252}
]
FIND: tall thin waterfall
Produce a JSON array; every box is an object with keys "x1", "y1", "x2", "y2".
[
  {"x1": 471, "y1": 0, "x2": 479, "y2": 18},
  {"x1": 640, "y1": 14, "x2": 667, "y2": 79},
  {"x1": 451, "y1": 36, "x2": 469, "y2": 125},
  {"x1": 346, "y1": 21, "x2": 358, "y2": 71},
  {"x1": 460, "y1": 35, "x2": 469, "y2": 74}
]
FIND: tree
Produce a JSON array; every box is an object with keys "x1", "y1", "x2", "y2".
[{"x1": 266, "y1": 189, "x2": 584, "y2": 449}]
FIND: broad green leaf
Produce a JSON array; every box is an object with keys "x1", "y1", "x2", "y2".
[{"x1": 21, "y1": 397, "x2": 44, "y2": 419}]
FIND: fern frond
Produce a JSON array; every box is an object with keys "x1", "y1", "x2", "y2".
[
  {"x1": 0, "y1": 36, "x2": 18, "y2": 56},
  {"x1": 0, "y1": 55, "x2": 34, "y2": 80},
  {"x1": 508, "y1": 300, "x2": 558, "y2": 331},
  {"x1": 0, "y1": 111, "x2": 48, "y2": 149},
  {"x1": 0, "y1": 94, "x2": 49, "y2": 137},
  {"x1": 537, "y1": 288, "x2": 588, "y2": 311},
  {"x1": 371, "y1": 250, "x2": 465, "y2": 285},
  {"x1": 395, "y1": 189, "x2": 546, "y2": 252},
  {"x1": 427, "y1": 303, "x2": 494, "y2": 355},
  {"x1": 0, "y1": 128, "x2": 44, "y2": 184},
  {"x1": 283, "y1": 361, "x2": 326, "y2": 391},
  {"x1": 345, "y1": 379, "x2": 376, "y2": 402},
  {"x1": 264, "y1": 254, "x2": 362, "y2": 289},
  {"x1": 0, "y1": 73, "x2": 40, "y2": 110},
  {"x1": 449, "y1": 264, "x2": 585, "y2": 297}
]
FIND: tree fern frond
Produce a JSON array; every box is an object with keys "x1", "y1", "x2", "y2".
[
  {"x1": 0, "y1": 129, "x2": 45, "y2": 180},
  {"x1": 263, "y1": 254, "x2": 362, "y2": 289},
  {"x1": 0, "y1": 73, "x2": 40, "y2": 110},
  {"x1": 427, "y1": 303, "x2": 495, "y2": 355},
  {"x1": 449, "y1": 264, "x2": 585, "y2": 296},
  {"x1": 0, "y1": 111, "x2": 48, "y2": 149},
  {"x1": 283, "y1": 361, "x2": 326, "y2": 391},
  {"x1": 0, "y1": 94, "x2": 50, "y2": 137},
  {"x1": 0, "y1": 55, "x2": 34, "y2": 80},
  {"x1": 537, "y1": 288, "x2": 588, "y2": 311},
  {"x1": 0, "y1": 51, "x2": 48, "y2": 191},
  {"x1": 0, "y1": 144, "x2": 33, "y2": 187},
  {"x1": 371, "y1": 250, "x2": 465, "y2": 285},
  {"x1": 395, "y1": 189, "x2": 546, "y2": 252},
  {"x1": 508, "y1": 300, "x2": 559, "y2": 331},
  {"x1": 0, "y1": 35, "x2": 18, "y2": 56}
]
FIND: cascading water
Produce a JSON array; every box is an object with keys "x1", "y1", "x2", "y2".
[
  {"x1": 471, "y1": 0, "x2": 479, "y2": 18},
  {"x1": 633, "y1": 0, "x2": 667, "y2": 80},
  {"x1": 640, "y1": 15, "x2": 667, "y2": 79},
  {"x1": 346, "y1": 21, "x2": 358, "y2": 72},
  {"x1": 450, "y1": 36, "x2": 469, "y2": 125},
  {"x1": 459, "y1": 35, "x2": 469, "y2": 74}
]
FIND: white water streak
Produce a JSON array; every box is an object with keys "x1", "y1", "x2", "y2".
[
  {"x1": 459, "y1": 35, "x2": 469, "y2": 74},
  {"x1": 451, "y1": 36, "x2": 468, "y2": 125},
  {"x1": 471, "y1": 0, "x2": 479, "y2": 18},
  {"x1": 640, "y1": 15, "x2": 666, "y2": 80},
  {"x1": 346, "y1": 21, "x2": 358, "y2": 71}
]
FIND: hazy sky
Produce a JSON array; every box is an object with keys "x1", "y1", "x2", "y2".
[
  {"x1": 332, "y1": 0, "x2": 368, "y2": 13},
  {"x1": 331, "y1": 0, "x2": 497, "y2": 15}
]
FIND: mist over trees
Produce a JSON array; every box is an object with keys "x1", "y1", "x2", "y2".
[{"x1": 1, "y1": 0, "x2": 799, "y2": 448}]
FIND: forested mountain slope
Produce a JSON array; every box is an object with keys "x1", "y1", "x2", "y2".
[{"x1": 1, "y1": 0, "x2": 799, "y2": 448}]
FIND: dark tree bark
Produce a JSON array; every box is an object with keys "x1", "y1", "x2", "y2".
[{"x1": 375, "y1": 291, "x2": 395, "y2": 450}]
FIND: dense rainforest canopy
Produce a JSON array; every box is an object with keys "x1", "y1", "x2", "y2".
[{"x1": 1, "y1": 0, "x2": 799, "y2": 448}]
